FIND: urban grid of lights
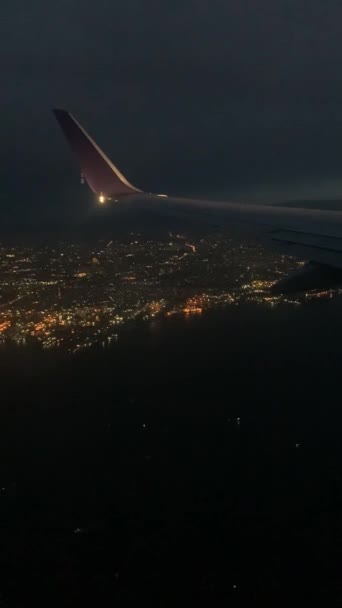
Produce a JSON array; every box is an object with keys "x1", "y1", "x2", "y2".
[{"x1": 0, "y1": 233, "x2": 335, "y2": 353}]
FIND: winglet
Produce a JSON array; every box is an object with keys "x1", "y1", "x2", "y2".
[{"x1": 53, "y1": 109, "x2": 142, "y2": 197}]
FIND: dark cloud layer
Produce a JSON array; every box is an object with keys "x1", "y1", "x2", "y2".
[{"x1": 2, "y1": 0, "x2": 342, "y2": 223}]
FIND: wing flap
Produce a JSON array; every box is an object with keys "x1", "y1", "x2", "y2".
[
  {"x1": 271, "y1": 229, "x2": 342, "y2": 253},
  {"x1": 271, "y1": 261, "x2": 342, "y2": 294}
]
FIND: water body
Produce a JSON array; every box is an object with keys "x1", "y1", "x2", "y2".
[{"x1": 1, "y1": 302, "x2": 342, "y2": 606}]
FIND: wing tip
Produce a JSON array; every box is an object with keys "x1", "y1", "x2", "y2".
[
  {"x1": 53, "y1": 107, "x2": 70, "y2": 119},
  {"x1": 52, "y1": 107, "x2": 143, "y2": 196}
]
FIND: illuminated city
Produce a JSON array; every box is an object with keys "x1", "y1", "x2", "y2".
[{"x1": 0, "y1": 232, "x2": 334, "y2": 353}]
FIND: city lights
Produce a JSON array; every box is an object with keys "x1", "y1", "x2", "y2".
[{"x1": 0, "y1": 234, "x2": 330, "y2": 353}]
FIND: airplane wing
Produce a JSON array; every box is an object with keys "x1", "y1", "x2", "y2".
[
  {"x1": 53, "y1": 109, "x2": 142, "y2": 198},
  {"x1": 53, "y1": 108, "x2": 342, "y2": 292},
  {"x1": 153, "y1": 195, "x2": 342, "y2": 264}
]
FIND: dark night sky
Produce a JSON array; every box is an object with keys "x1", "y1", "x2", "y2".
[{"x1": 3, "y1": 0, "x2": 342, "y2": 224}]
